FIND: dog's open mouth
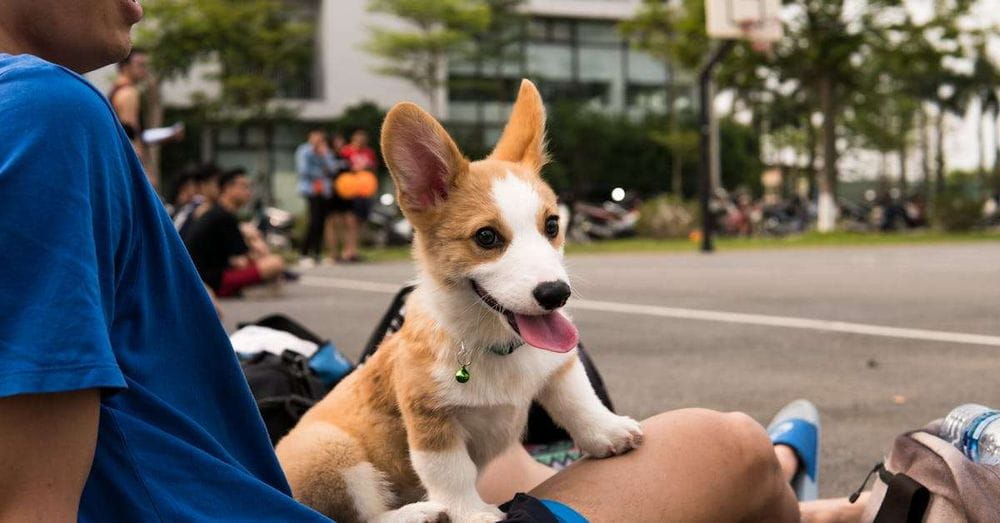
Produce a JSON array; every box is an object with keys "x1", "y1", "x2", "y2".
[{"x1": 470, "y1": 280, "x2": 579, "y2": 353}]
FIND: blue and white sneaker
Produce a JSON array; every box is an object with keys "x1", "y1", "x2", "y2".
[{"x1": 767, "y1": 399, "x2": 820, "y2": 501}]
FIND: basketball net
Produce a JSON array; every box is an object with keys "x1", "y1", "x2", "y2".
[{"x1": 737, "y1": 20, "x2": 775, "y2": 55}]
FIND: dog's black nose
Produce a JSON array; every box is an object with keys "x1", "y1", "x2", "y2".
[{"x1": 533, "y1": 281, "x2": 571, "y2": 310}]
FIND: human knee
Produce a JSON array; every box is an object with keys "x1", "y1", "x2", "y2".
[
  {"x1": 258, "y1": 256, "x2": 285, "y2": 279},
  {"x1": 720, "y1": 412, "x2": 783, "y2": 478}
]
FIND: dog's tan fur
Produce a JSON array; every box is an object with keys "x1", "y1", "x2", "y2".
[{"x1": 276, "y1": 81, "x2": 642, "y2": 523}]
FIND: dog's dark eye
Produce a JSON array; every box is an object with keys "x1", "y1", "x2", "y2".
[
  {"x1": 544, "y1": 216, "x2": 560, "y2": 239},
  {"x1": 474, "y1": 227, "x2": 503, "y2": 249}
]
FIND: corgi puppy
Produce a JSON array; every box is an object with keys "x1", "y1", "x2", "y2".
[{"x1": 276, "y1": 80, "x2": 643, "y2": 523}]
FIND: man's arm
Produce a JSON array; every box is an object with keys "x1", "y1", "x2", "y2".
[{"x1": 0, "y1": 390, "x2": 99, "y2": 522}]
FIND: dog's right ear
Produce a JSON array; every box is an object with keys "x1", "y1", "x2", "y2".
[{"x1": 381, "y1": 103, "x2": 468, "y2": 214}]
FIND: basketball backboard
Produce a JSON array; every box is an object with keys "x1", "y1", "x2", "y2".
[{"x1": 705, "y1": 0, "x2": 783, "y2": 42}]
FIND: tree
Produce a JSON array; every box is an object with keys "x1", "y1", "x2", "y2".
[
  {"x1": 364, "y1": 0, "x2": 491, "y2": 117},
  {"x1": 620, "y1": 0, "x2": 702, "y2": 196},
  {"x1": 139, "y1": 0, "x2": 315, "y2": 201}
]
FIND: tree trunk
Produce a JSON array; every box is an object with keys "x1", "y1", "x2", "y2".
[
  {"x1": 666, "y1": 62, "x2": 683, "y2": 196},
  {"x1": 806, "y1": 119, "x2": 818, "y2": 199},
  {"x1": 935, "y1": 108, "x2": 946, "y2": 196},
  {"x1": 259, "y1": 123, "x2": 275, "y2": 206},
  {"x1": 146, "y1": 77, "x2": 164, "y2": 192},
  {"x1": 994, "y1": 109, "x2": 1000, "y2": 193},
  {"x1": 978, "y1": 101, "x2": 987, "y2": 188},
  {"x1": 817, "y1": 76, "x2": 837, "y2": 232},
  {"x1": 898, "y1": 141, "x2": 908, "y2": 193},
  {"x1": 918, "y1": 106, "x2": 931, "y2": 201}
]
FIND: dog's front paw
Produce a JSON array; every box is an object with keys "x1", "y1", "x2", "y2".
[
  {"x1": 377, "y1": 501, "x2": 449, "y2": 523},
  {"x1": 575, "y1": 414, "x2": 644, "y2": 458},
  {"x1": 451, "y1": 504, "x2": 504, "y2": 523}
]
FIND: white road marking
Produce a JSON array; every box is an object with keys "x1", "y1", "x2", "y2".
[
  {"x1": 301, "y1": 275, "x2": 402, "y2": 294},
  {"x1": 300, "y1": 275, "x2": 1000, "y2": 348}
]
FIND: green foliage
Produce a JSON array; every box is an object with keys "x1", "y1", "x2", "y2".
[
  {"x1": 365, "y1": 0, "x2": 491, "y2": 114},
  {"x1": 636, "y1": 195, "x2": 698, "y2": 239},
  {"x1": 619, "y1": 0, "x2": 707, "y2": 72},
  {"x1": 932, "y1": 191, "x2": 983, "y2": 232},
  {"x1": 139, "y1": 0, "x2": 314, "y2": 122},
  {"x1": 540, "y1": 103, "x2": 761, "y2": 201},
  {"x1": 330, "y1": 101, "x2": 388, "y2": 174}
]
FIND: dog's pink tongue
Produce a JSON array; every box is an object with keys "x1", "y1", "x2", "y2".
[{"x1": 514, "y1": 311, "x2": 579, "y2": 353}]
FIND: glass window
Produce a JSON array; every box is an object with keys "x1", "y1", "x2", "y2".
[
  {"x1": 549, "y1": 19, "x2": 573, "y2": 42},
  {"x1": 627, "y1": 49, "x2": 667, "y2": 83},
  {"x1": 529, "y1": 19, "x2": 549, "y2": 41},
  {"x1": 578, "y1": 45, "x2": 621, "y2": 81},
  {"x1": 447, "y1": 101, "x2": 479, "y2": 123},
  {"x1": 527, "y1": 43, "x2": 573, "y2": 81},
  {"x1": 577, "y1": 21, "x2": 620, "y2": 45}
]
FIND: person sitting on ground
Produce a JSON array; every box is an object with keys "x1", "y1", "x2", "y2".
[
  {"x1": 174, "y1": 163, "x2": 222, "y2": 236},
  {"x1": 182, "y1": 168, "x2": 285, "y2": 297},
  {"x1": 166, "y1": 169, "x2": 197, "y2": 218}
]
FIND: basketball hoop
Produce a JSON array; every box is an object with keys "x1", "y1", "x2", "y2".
[
  {"x1": 737, "y1": 19, "x2": 776, "y2": 55},
  {"x1": 706, "y1": 0, "x2": 783, "y2": 47}
]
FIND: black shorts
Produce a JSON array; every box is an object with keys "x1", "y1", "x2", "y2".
[
  {"x1": 328, "y1": 193, "x2": 352, "y2": 213},
  {"x1": 500, "y1": 493, "x2": 587, "y2": 523}
]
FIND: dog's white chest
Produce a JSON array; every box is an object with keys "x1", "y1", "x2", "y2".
[{"x1": 456, "y1": 404, "x2": 529, "y2": 467}]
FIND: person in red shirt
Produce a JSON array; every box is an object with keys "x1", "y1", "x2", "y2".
[{"x1": 339, "y1": 128, "x2": 377, "y2": 171}]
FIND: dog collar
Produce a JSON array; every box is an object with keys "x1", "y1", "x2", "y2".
[
  {"x1": 487, "y1": 339, "x2": 522, "y2": 356},
  {"x1": 455, "y1": 339, "x2": 522, "y2": 383}
]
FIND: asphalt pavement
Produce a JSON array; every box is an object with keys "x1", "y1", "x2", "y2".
[{"x1": 221, "y1": 242, "x2": 1000, "y2": 498}]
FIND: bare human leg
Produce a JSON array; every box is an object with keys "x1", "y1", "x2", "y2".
[{"x1": 480, "y1": 409, "x2": 799, "y2": 523}]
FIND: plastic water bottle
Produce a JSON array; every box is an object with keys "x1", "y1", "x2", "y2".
[{"x1": 938, "y1": 404, "x2": 1000, "y2": 465}]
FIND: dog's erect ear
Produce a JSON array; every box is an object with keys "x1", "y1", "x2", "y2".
[
  {"x1": 381, "y1": 102, "x2": 468, "y2": 213},
  {"x1": 489, "y1": 79, "x2": 547, "y2": 171}
]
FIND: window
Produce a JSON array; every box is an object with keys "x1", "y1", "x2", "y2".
[
  {"x1": 577, "y1": 21, "x2": 619, "y2": 45},
  {"x1": 526, "y1": 43, "x2": 574, "y2": 81}
]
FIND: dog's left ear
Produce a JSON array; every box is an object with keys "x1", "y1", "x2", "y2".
[
  {"x1": 489, "y1": 79, "x2": 548, "y2": 171},
  {"x1": 381, "y1": 102, "x2": 469, "y2": 214}
]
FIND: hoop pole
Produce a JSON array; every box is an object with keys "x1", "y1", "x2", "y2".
[{"x1": 698, "y1": 39, "x2": 736, "y2": 253}]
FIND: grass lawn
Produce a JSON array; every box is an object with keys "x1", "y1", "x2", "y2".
[{"x1": 356, "y1": 229, "x2": 999, "y2": 262}]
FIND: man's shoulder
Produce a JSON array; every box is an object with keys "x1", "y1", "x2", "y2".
[{"x1": 0, "y1": 55, "x2": 115, "y2": 124}]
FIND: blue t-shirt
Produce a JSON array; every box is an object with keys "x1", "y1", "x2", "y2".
[{"x1": 0, "y1": 54, "x2": 328, "y2": 522}]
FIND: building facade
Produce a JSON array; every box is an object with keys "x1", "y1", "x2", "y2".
[{"x1": 88, "y1": 0, "x2": 682, "y2": 210}]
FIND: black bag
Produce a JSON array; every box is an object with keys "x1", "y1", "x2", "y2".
[
  {"x1": 238, "y1": 315, "x2": 338, "y2": 445},
  {"x1": 360, "y1": 286, "x2": 615, "y2": 445}
]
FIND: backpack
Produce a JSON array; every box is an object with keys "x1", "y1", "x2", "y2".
[
  {"x1": 860, "y1": 421, "x2": 1000, "y2": 522},
  {"x1": 241, "y1": 350, "x2": 330, "y2": 446},
  {"x1": 237, "y1": 314, "x2": 349, "y2": 445}
]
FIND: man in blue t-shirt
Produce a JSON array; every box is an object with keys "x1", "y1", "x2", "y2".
[
  {"x1": 0, "y1": 3, "x2": 326, "y2": 521},
  {"x1": 0, "y1": 2, "x2": 807, "y2": 522}
]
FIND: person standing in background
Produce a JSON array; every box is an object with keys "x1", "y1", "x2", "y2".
[
  {"x1": 295, "y1": 129, "x2": 333, "y2": 267},
  {"x1": 337, "y1": 128, "x2": 378, "y2": 262},
  {"x1": 108, "y1": 48, "x2": 153, "y2": 184},
  {"x1": 324, "y1": 133, "x2": 353, "y2": 264}
]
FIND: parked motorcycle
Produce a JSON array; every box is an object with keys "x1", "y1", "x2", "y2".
[
  {"x1": 366, "y1": 193, "x2": 412, "y2": 247},
  {"x1": 568, "y1": 199, "x2": 640, "y2": 241}
]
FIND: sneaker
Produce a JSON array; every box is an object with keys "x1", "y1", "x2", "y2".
[
  {"x1": 295, "y1": 257, "x2": 316, "y2": 270},
  {"x1": 767, "y1": 399, "x2": 820, "y2": 501}
]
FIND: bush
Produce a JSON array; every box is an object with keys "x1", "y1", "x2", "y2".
[
  {"x1": 636, "y1": 195, "x2": 698, "y2": 238},
  {"x1": 932, "y1": 191, "x2": 983, "y2": 232}
]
